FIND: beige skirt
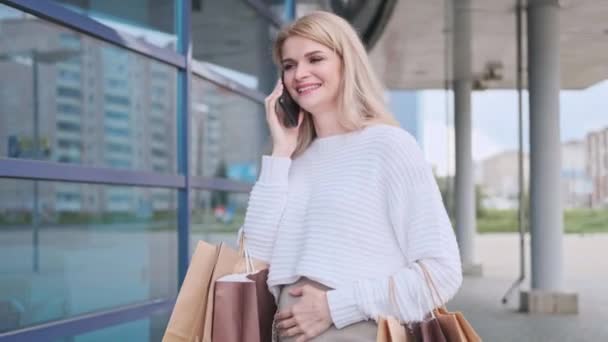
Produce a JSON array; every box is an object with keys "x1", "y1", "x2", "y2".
[{"x1": 277, "y1": 277, "x2": 377, "y2": 342}]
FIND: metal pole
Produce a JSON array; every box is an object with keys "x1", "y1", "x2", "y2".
[
  {"x1": 502, "y1": 0, "x2": 526, "y2": 304},
  {"x1": 32, "y1": 51, "x2": 40, "y2": 273},
  {"x1": 176, "y1": 0, "x2": 192, "y2": 288},
  {"x1": 444, "y1": 0, "x2": 453, "y2": 221}
]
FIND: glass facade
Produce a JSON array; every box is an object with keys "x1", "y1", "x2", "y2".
[
  {"x1": 0, "y1": 178, "x2": 178, "y2": 331},
  {"x1": 0, "y1": 0, "x2": 274, "y2": 340},
  {"x1": 191, "y1": 0, "x2": 277, "y2": 92},
  {"x1": 50, "y1": 0, "x2": 178, "y2": 50},
  {"x1": 190, "y1": 77, "x2": 268, "y2": 178},
  {"x1": 190, "y1": 189, "x2": 248, "y2": 250},
  {"x1": 56, "y1": 311, "x2": 171, "y2": 342},
  {"x1": 0, "y1": 7, "x2": 178, "y2": 173}
]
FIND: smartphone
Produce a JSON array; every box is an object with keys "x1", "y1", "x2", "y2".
[{"x1": 275, "y1": 75, "x2": 300, "y2": 128}]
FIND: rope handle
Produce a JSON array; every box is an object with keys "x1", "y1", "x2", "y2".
[
  {"x1": 387, "y1": 273, "x2": 429, "y2": 323},
  {"x1": 237, "y1": 229, "x2": 256, "y2": 274},
  {"x1": 238, "y1": 191, "x2": 290, "y2": 275},
  {"x1": 416, "y1": 261, "x2": 446, "y2": 311}
]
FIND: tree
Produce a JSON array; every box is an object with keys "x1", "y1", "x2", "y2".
[{"x1": 211, "y1": 161, "x2": 228, "y2": 208}]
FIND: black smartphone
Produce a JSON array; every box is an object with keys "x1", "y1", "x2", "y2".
[{"x1": 275, "y1": 75, "x2": 301, "y2": 128}]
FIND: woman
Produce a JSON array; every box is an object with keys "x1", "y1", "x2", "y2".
[{"x1": 239, "y1": 10, "x2": 462, "y2": 342}]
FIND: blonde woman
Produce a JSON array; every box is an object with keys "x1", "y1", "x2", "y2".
[{"x1": 238, "y1": 10, "x2": 462, "y2": 342}]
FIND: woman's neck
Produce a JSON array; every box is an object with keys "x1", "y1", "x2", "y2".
[{"x1": 311, "y1": 110, "x2": 349, "y2": 138}]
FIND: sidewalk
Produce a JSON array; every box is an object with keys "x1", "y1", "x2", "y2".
[{"x1": 449, "y1": 233, "x2": 608, "y2": 342}]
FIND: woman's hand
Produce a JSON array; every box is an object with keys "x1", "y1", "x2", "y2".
[
  {"x1": 275, "y1": 285, "x2": 333, "y2": 342},
  {"x1": 265, "y1": 79, "x2": 304, "y2": 157}
]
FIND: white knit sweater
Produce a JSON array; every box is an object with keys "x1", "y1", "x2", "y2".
[{"x1": 238, "y1": 124, "x2": 462, "y2": 329}]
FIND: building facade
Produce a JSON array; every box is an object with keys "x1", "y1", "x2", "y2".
[
  {"x1": 477, "y1": 140, "x2": 593, "y2": 210},
  {"x1": 561, "y1": 140, "x2": 592, "y2": 209},
  {"x1": 587, "y1": 127, "x2": 608, "y2": 208}
]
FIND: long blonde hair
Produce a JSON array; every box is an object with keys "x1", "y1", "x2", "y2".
[{"x1": 272, "y1": 10, "x2": 399, "y2": 158}]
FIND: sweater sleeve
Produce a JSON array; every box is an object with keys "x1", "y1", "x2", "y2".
[
  {"x1": 236, "y1": 155, "x2": 291, "y2": 262},
  {"x1": 326, "y1": 130, "x2": 463, "y2": 328}
]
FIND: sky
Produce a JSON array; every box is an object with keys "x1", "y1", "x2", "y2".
[{"x1": 420, "y1": 80, "x2": 608, "y2": 176}]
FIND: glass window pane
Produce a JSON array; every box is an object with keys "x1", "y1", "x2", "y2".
[
  {"x1": 0, "y1": 179, "x2": 178, "y2": 332},
  {"x1": 0, "y1": 4, "x2": 178, "y2": 173},
  {"x1": 192, "y1": 0, "x2": 276, "y2": 91},
  {"x1": 190, "y1": 189, "x2": 247, "y2": 253},
  {"x1": 272, "y1": 0, "x2": 390, "y2": 48},
  {"x1": 190, "y1": 76, "x2": 268, "y2": 180},
  {"x1": 51, "y1": 311, "x2": 171, "y2": 342},
  {"x1": 48, "y1": 0, "x2": 177, "y2": 50}
]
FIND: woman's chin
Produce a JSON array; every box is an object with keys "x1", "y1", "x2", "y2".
[{"x1": 298, "y1": 100, "x2": 329, "y2": 114}]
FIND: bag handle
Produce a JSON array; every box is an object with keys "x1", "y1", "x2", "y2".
[
  {"x1": 388, "y1": 276, "x2": 400, "y2": 317},
  {"x1": 238, "y1": 192, "x2": 290, "y2": 275},
  {"x1": 237, "y1": 230, "x2": 256, "y2": 274},
  {"x1": 387, "y1": 273, "x2": 430, "y2": 324},
  {"x1": 416, "y1": 261, "x2": 446, "y2": 310},
  {"x1": 238, "y1": 230, "x2": 245, "y2": 256}
]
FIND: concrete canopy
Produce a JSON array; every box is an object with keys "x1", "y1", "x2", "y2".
[{"x1": 369, "y1": 0, "x2": 608, "y2": 90}]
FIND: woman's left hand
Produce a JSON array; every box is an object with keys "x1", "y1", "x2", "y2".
[{"x1": 275, "y1": 285, "x2": 333, "y2": 341}]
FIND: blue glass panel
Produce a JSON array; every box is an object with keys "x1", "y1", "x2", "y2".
[
  {"x1": 190, "y1": 77, "x2": 267, "y2": 179},
  {"x1": 0, "y1": 179, "x2": 178, "y2": 333},
  {"x1": 48, "y1": 0, "x2": 178, "y2": 51},
  {"x1": 191, "y1": 0, "x2": 276, "y2": 91},
  {"x1": 50, "y1": 310, "x2": 171, "y2": 342},
  {"x1": 190, "y1": 189, "x2": 247, "y2": 252},
  {"x1": 0, "y1": 4, "x2": 178, "y2": 174}
]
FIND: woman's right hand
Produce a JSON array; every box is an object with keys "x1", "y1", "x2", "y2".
[{"x1": 265, "y1": 79, "x2": 304, "y2": 158}]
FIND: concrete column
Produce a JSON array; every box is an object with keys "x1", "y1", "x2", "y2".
[
  {"x1": 453, "y1": 0, "x2": 481, "y2": 276},
  {"x1": 520, "y1": 0, "x2": 578, "y2": 314}
]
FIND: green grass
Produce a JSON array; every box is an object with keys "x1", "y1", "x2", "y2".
[
  {"x1": 477, "y1": 208, "x2": 608, "y2": 234},
  {"x1": 2, "y1": 208, "x2": 607, "y2": 235},
  {"x1": 564, "y1": 209, "x2": 608, "y2": 234},
  {"x1": 477, "y1": 209, "x2": 520, "y2": 233},
  {"x1": 190, "y1": 212, "x2": 245, "y2": 234}
]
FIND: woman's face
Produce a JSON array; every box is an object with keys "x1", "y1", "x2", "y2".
[{"x1": 281, "y1": 36, "x2": 342, "y2": 115}]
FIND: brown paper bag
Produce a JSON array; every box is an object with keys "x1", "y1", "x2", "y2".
[
  {"x1": 162, "y1": 241, "x2": 241, "y2": 342},
  {"x1": 377, "y1": 261, "x2": 481, "y2": 342},
  {"x1": 377, "y1": 316, "x2": 414, "y2": 342},
  {"x1": 454, "y1": 311, "x2": 481, "y2": 342},
  {"x1": 418, "y1": 317, "x2": 447, "y2": 342},
  {"x1": 434, "y1": 307, "x2": 475, "y2": 342},
  {"x1": 211, "y1": 268, "x2": 276, "y2": 342},
  {"x1": 377, "y1": 276, "x2": 419, "y2": 342},
  {"x1": 199, "y1": 243, "x2": 244, "y2": 342},
  {"x1": 417, "y1": 262, "x2": 482, "y2": 342}
]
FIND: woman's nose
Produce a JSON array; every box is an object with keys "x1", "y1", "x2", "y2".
[{"x1": 294, "y1": 65, "x2": 310, "y2": 80}]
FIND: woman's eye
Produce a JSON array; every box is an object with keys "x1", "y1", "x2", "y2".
[
  {"x1": 283, "y1": 64, "x2": 293, "y2": 71},
  {"x1": 310, "y1": 57, "x2": 323, "y2": 63}
]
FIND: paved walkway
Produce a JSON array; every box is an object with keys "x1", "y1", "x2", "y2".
[{"x1": 449, "y1": 233, "x2": 608, "y2": 342}]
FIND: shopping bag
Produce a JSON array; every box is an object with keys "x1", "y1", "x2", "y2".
[
  {"x1": 211, "y1": 267, "x2": 276, "y2": 342},
  {"x1": 417, "y1": 262, "x2": 482, "y2": 342},
  {"x1": 162, "y1": 241, "x2": 241, "y2": 342}
]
